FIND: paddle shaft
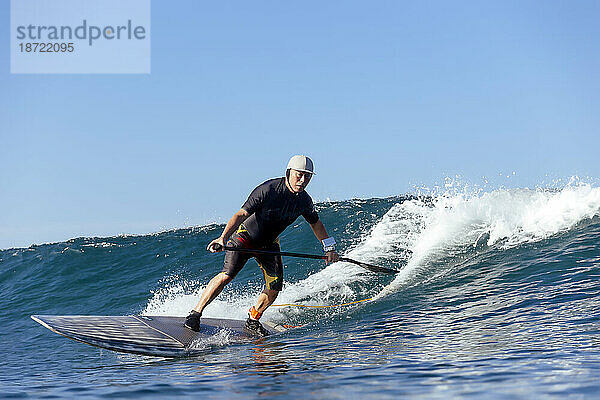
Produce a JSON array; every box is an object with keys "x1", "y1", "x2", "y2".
[{"x1": 221, "y1": 245, "x2": 398, "y2": 274}]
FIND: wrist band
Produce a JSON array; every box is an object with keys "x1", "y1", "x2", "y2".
[{"x1": 322, "y1": 237, "x2": 336, "y2": 252}]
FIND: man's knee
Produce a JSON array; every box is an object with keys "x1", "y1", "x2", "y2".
[{"x1": 217, "y1": 272, "x2": 233, "y2": 285}]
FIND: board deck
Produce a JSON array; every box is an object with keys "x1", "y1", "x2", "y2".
[{"x1": 31, "y1": 315, "x2": 287, "y2": 357}]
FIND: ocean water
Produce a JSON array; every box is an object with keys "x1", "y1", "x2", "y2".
[{"x1": 2, "y1": 182, "x2": 600, "y2": 399}]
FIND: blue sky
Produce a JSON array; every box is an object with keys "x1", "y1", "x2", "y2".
[{"x1": 2, "y1": 1, "x2": 600, "y2": 249}]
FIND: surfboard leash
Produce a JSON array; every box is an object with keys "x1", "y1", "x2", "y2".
[{"x1": 271, "y1": 297, "x2": 373, "y2": 308}]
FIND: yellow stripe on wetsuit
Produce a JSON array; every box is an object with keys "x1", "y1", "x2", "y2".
[{"x1": 259, "y1": 265, "x2": 279, "y2": 289}]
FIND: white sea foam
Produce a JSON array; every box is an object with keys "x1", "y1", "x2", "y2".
[
  {"x1": 377, "y1": 180, "x2": 600, "y2": 297},
  {"x1": 142, "y1": 180, "x2": 600, "y2": 319},
  {"x1": 188, "y1": 329, "x2": 234, "y2": 350}
]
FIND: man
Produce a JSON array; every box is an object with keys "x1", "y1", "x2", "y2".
[{"x1": 184, "y1": 155, "x2": 340, "y2": 336}]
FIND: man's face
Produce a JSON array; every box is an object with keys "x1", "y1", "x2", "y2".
[{"x1": 288, "y1": 169, "x2": 312, "y2": 193}]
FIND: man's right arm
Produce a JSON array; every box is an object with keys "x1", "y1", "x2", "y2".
[{"x1": 206, "y1": 209, "x2": 250, "y2": 252}]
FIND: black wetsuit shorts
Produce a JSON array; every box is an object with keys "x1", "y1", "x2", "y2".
[{"x1": 222, "y1": 225, "x2": 283, "y2": 291}]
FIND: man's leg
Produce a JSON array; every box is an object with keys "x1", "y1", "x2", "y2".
[
  {"x1": 254, "y1": 289, "x2": 280, "y2": 314},
  {"x1": 245, "y1": 250, "x2": 283, "y2": 337},
  {"x1": 185, "y1": 272, "x2": 233, "y2": 331},
  {"x1": 185, "y1": 234, "x2": 250, "y2": 332},
  {"x1": 189, "y1": 232, "x2": 249, "y2": 318},
  {"x1": 186, "y1": 230, "x2": 251, "y2": 331},
  {"x1": 192, "y1": 272, "x2": 233, "y2": 313}
]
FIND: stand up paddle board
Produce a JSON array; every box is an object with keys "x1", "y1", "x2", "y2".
[{"x1": 31, "y1": 315, "x2": 287, "y2": 357}]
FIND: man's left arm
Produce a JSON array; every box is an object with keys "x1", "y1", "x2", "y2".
[{"x1": 309, "y1": 220, "x2": 340, "y2": 264}]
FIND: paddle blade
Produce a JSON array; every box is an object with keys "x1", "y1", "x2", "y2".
[{"x1": 339, "y1": 257, "x2": 400, "y2": 274}]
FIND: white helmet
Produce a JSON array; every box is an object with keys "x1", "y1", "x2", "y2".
[{"x1": 286, "y1": 155, "x2": 315, "y2": 175}]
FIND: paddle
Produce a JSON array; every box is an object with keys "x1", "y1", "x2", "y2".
[{"x1": 220, "y1": 245, "x2": 399, "y2": 274}]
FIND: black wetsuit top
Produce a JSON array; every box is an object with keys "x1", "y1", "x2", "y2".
[{"x1": 241, "y1": 177, "x2": 319, "y2": 246}]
